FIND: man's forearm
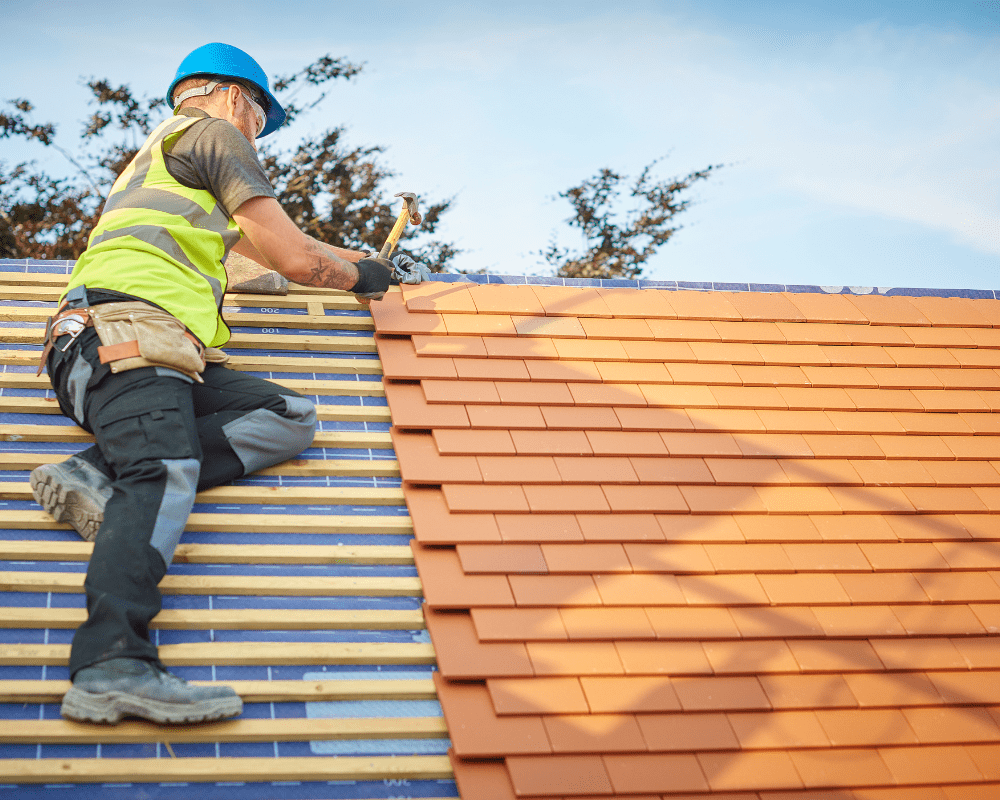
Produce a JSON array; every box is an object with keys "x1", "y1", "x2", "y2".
[{"x1": 295, "y1": 237, "x2": 361, "y2": 290}]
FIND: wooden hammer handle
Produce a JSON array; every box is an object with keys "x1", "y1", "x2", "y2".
[{"x1": 378, "y1": 207, "x2": 411, "y2": 260}]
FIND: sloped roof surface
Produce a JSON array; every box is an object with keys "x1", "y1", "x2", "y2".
[
  {"x1": 372, "y1": 281, "x2": 1000, "y2": 799},
  {"x1": 0, "y1": 260, "x2": 457, "y2": 799}
]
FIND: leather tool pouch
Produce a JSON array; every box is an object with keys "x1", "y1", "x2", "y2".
[{"x1": 89, "y1": 302, "x2": 207, "y2": 382}]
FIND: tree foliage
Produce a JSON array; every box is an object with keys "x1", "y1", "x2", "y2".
[
  {"x1": 0, "y1": 57, "x2": 457, "y2": 270},
  {"x1": 541, "y1": 159, "x2": 720, "y2": 280}
]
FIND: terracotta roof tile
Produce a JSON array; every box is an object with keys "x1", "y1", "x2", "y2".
[
  {"x1": 672, "y1": 676, "x2": 770, "y2": 710},
  {"x1": 786, "y1": 639, "x2": 884, "y2": 672},
  {"x1": 543, "y1": 712, "x2": 647, "y2": 753},
  {"x1": 842, "y1": 671, "x2": 943, "y2": 708},
  {"x1": 527, "y1": 641, "x2": 624, "y2": 676},
  {"x1": 736, "y1": 515, "x2": 822, "y2": 542},
  {"x1": 413, "y1": 543, "x2": 515, "y2": 608},
  {"x1": 873, "y1": 434, "x2": 954, "y2": 460},
  {"x1": 369, "y1": 290, "x2": 448, "y2": 333},
  {"x1": 837, "y1": 572, "x2": 929, "y2": 604},
  {"x1": 661, "y1": 514, "x2": 746, "y2": 542},
  {"x1": 467, "y1": 403, "x2": 547, "y2": 429},
  {"x1": 698, "y1": 751, "x2": 803, "y2": 792},
  {"x1": 392, "y1": 428, "x2": 482, "y2": 483},
  {"x1": 801, "y1": 366, "x2": 877, "y2": 388},
  {"x1": 780, "y1": 458, "x2": 862, "y2": 485},
  {"x1": 483, "y1": 334, "x2": 559, "y2": 359},
  {"x1": 433, "y1": 427, "x2": 515, "y2": 454},
  {"x1": 714, "y1": 319, "x2": 786, "y2": 342},
  {"x1": 737, "y1": 433, "x2": 814, "y2": 457},
  {"x1": 412, "y1": 332, "x2": 487, "y2": 357},
  {"x1": 729, "y1": 709, "x2": 830, "y2": 748},
  {"x1": 541, "y1": 405, "x2": 622, "y2": 430},
  {"x1": 442, "y1": 483, "x2": 529, "y2": 513},
  {"x1": 644, "y1": 606, "x2": 741, "y2": 639},
  {"x1": 892, "y1": 603, "x2": 988, "y2": 636},
  {"x1": 878, "y1": 745, "x2": 985, "y2": 785},
  {"x1": 384, "y1": 380, "x2": 470, "y2": 428},
  {"x1": 524, "y1": 357, "x2": 602, "y2": 381},
  {"x1": 559, "y1": 607, "x2": 655, "y2": 640},
  {"x1": 523, "y1": 485, "x2": 613, "y2": 513},
  {"x1": 885, "y1": 514, "x2": 971, "y2": 542},
  {"x1": 811, "y1": 605, "x2": 907, "y2": 637},
  {"x1": 729, "y1": 607, "x2": 825, "y2": 638},
  {"x1": 593, "y1": 573, "x2": 686, "y2": 605},
  {"x1": 903, "y1": 706, "x2": 1000, "y2": 744},
  {"x1": 488, "y1": 676, "x2": 589, "y2": 715},
  {"x1": 581, "y1": 316, "x2": 653, "y2": 340},
  {"x1": 641, "y1": 382, "x2": 720, "y2": 408},
  {"x1": 593, "y1": 360, "x2": 670, "y2": 383},
  {"x1": 376, "y1": 335, "x2": 457, "y2": 379},
  {"x1": 597, "y1": 286, "x2": 676, "y2": 318},
  {"x1": 704, "y1": 543, "x2": 793, "y2": 572},
  {"x1": 496, "y1": 513, "x2": 585, "y2": 542},
  {"x1": 424, "y1": 606, "x2": 533, "y2": 678},
  {"x1": 620, "y1": 338, "x2": 697, "y2": 362},
  {"x1": 434, "y1": 673, "x2": 551, "y2": 757},
  {"x1": 666, "y1": 290, "x2": 743, "y2": 321},
  {"x1": 567, "y1": 382, "x2": 647, "y2": 406},
  {"x1": 406, "y1": 486, "x2": 501, "y2": 543},
  {"x1": 449, "y1": 755, "x2": 520, "y2": 800},
  {"x1": 789, "y1": 747, "x2": 894, "y2": 789},
  {"x1": 637, "y1": 711, "x2": 739, "y2": 750},
  {"x1": 647, "y1": 316, "x2": 723, "y2": 340},
  {"x1": 605, "y1": 752, "x2": 711, "y2": 793},
  {"x1": 472, "y1": 607, "x2": 568, "y2": 640},
  {"x1": 477, "y1": 455, "x2": 562, "y2": 484},
  {"x1": 505, "y1": 753, "x2": 614, "y2": 795},
  {"x1": 443, "y1": 311, "x2": 518, "y2": 336},
  {"x1": 509, "y1": 574, "x2": 602, "y2": 606},
  {"x1": 578, "y1": 512, "x2": 664, "y2": 541},
  {"x1": 845, "y1": 294, "x2": 932, "y2": 326},
  {"x1": 579, "y1": 679, "x2": 685, "y2": 721},
  {"x1": 616, "y1": 641, "x2": 713, "y2": 675},
  {"x1": 457, "y1": 543, "x2": 547, "y2": 573},
  {"x1": 868, "y1": 638, "x2": 966, "y2": 670},
  {"x1": 402, "y1": 281, "x2": 477, "y2": 313},
  {"x1": 757, "y1": 673, "x2": 858, "y2": 709},
  {"x1": 455, "y1": 356, "x2": 531, "y2": 384},
  {"x1": 678, "y1": 574, "x2": 771, "y2": 606},
  {"x1": 511, "y1": 429, "x2": 592, "y2": 455},
  {"x1": 422, "y1": 377, "x2": 501, "y2": 404},
  {"x1": 513, "y1": 314, "x2": 587, "y2": 338},
  {"x1": 630, "y1": 455, "x2": 713, "y2": 484},
  {"x1": 540, "y1": 543, "x2": 632, "y2": 573},
  {"x1": 784, "y1": 292, "x2": 870, "y2": 324},
  {"x1": 602, "y1": 484, "x2": 688, "y2": 512}
]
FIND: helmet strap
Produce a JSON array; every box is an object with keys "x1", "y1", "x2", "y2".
[{"x1": 172, "y1": 80, "x2": 221, "y2": 113}]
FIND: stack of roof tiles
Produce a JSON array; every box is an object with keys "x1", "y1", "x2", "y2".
[{"x1": 372, "y1": 282, "x2": 1000, "y2": 800}]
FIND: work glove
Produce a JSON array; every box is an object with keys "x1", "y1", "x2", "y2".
[
  {"x1": 351, "y1": 257, "x2": 394, "y2": 301},
  {"x1": 390, "y1": 253, "x2": 431, "y2": 285}
]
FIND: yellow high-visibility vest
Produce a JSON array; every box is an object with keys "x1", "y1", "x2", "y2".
[{"x1": 63, "y1": 115, "x2": 241, "y2": 346}]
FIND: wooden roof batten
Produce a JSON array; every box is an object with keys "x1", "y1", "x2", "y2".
[{"x1": 371, "y1": 278, "x2": 1000, "y2": 800}]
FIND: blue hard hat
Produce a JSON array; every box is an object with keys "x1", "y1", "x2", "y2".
[{"x1": 167, "y1": 43, "x2": 286, "y2": 137}]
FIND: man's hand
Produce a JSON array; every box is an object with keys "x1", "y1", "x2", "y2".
[
  {"x1": 351, "y1": 257, "x2": 394, "y2": 301},
  {"x1": 391, "y1": 253, "x2": 431, "y2": 285}
]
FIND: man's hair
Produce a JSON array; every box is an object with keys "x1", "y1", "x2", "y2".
[{"x1": 171, "y1": 76, "x2": 215, "y2": 109}]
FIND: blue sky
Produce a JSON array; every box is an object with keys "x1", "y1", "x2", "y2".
[{"x1": 3, "y1": 1, "x2": 998, "y2": 289}]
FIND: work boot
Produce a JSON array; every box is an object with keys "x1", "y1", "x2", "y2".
[
  {"x1": 30, "y1": 455, "x2": 112, "y2": 542},
  {"x1": 61, "y1": 657, "x2": 243, "y2": 724}
]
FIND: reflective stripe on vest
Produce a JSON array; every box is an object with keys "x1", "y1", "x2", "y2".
[{"x1": 63, "y1": 115, "x2": 241, "y2": 347}]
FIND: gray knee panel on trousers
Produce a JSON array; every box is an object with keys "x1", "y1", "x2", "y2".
[
  {"x1": 66, "y1": 355, "x2": 94, "y2": 425},
  {"x1": 220, "y1": 395, "x2": 317, "y2": 474},
  {"x1": 148, "y1": 458, "x2": 199, "y2": 565}
]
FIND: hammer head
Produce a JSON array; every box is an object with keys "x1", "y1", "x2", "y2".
[{"x1": 395, "y1": 191, "x2": 422, "y2": 226}]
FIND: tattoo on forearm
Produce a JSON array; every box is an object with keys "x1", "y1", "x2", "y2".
[{"x1": 303, "y1": 239, "x2": 357, "y2": 289}]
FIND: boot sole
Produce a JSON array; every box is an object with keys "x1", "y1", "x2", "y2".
[
  {"x1": 61, "y1": 685, "x2": 243, "y2": 725},
  {"x1": 30, "y1": 470, "x2": 103, "y2": 542}
]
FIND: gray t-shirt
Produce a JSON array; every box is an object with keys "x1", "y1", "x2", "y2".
[{"x1": 163, "y1": 108, "x2": 275, "y2": 217}]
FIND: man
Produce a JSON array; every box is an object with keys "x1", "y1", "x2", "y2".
[{"x1": 30, "y1": 43, "x2": 424, "y2": 725}]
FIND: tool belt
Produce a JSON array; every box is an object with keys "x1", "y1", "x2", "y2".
[{"x1": 38, "y1": 301, "x2": 228, "y2": 382}]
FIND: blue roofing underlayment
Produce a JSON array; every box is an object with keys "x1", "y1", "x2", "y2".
[{"x1": 0, "y1": 260, "x2": 456, "y2": 799}]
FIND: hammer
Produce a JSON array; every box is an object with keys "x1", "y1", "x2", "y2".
[{"x1": 378, "y1": 192, "x2": 422, "y2": 260}]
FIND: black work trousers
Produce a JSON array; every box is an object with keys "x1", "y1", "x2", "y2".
[{"x1": 46, "y1": 328, "x2": 317, "y2": 676}]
